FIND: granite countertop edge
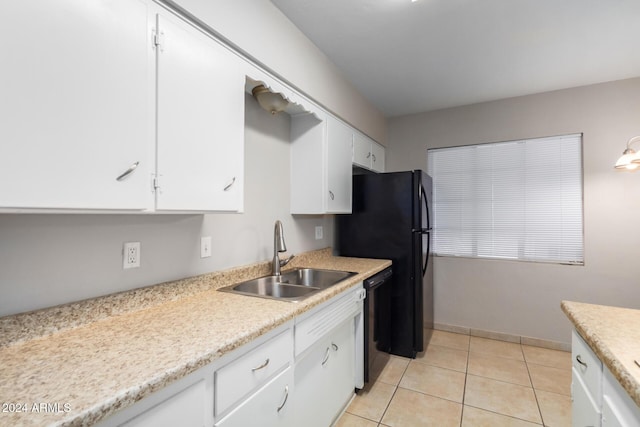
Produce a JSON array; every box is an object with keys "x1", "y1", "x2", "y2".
[
  {"x1": 0, "y1": 248, "x2": 391, "y2": 427},
  {"x1": 561, "y1": 300, "x2": 640, "y2": 408}
]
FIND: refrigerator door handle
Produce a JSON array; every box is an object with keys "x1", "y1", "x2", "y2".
[
  {"x1": 422, "y1": 233, "x2": 430, "y2": 277},
  {"x1": 421, "y1": 185, "x2": 430, "y2": 230}
]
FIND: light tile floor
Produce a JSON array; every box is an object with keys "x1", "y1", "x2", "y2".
[{"x1": 335, "y1": 330, "x2": 572, "y2": 427}]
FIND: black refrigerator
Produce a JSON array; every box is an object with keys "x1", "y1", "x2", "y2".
[{"x1": 336, "y1": 170, "x2": 433, "y2": 358}]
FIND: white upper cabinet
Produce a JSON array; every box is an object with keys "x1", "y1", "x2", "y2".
[
  {"x1": 0, "y1": 1, "x2": 245, "y2": 213},
  {"x1": 154, "y1": 9, "x2": 244, "y2": 212},
  {"x1": 353, "y1": 132, "x2": 385, "y2": 172},
  {"x1": 0, "y1": 0, "x2": 152, "y2": 211},
  {"x1": 326, "y1": 118, "x2": 354, "y2": 213},
  {"x1": 290, "y1": 114, "x2": 352, "y2": 214}
]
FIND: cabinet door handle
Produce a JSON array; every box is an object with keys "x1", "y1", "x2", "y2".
[
  {"x1": 223, "y1": 176, "x2": 236, "y2": 191},
  {"x1": 321, "y1": 347, "x2": 331, "y2": 366},
  {"x1": 277, "y1": 385, "x2": 289, "y2": 412},
  {"x1": 372, "y1": 154, "x2": 376, "y2": 162},
  {"x1": 116, "y1": 161, "x2": 140, "y2": 181},
  {"x1": 366, "y1": 152, "x2": 371, "y2": 159},
  {"x1": 576, "y1": 355, "x2": 587, "y2": 368},
  {"x1": 251, "y1": 358, "x2": 270, "y2": 372},
  {"x1": 331, "y1": 343, "x2": 338, "y2": 351},
  {"x1": 329, "y1": 190, "x2": 335, "y2": 200}
]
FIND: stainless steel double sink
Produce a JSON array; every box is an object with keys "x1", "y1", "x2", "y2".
[{"x1": 218, "y1": 268, "x2": 356, "y2": 302}]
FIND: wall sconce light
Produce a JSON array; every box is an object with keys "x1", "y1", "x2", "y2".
[
  {"x1": 614, "y1": 136, "x2": 640, "y2": 171},
  {"x1": 251, "y1": 84, "x2": 289, "y2": 115}
]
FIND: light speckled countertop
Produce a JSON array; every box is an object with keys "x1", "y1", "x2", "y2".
[
  {"x1": 561, "y1": 301, "x2": 640, "y2": 408},
  {"x1": 0, "y1": 248, "x2": 390, "y2": 427}
]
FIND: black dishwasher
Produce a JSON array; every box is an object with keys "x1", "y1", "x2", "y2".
[{"x1": 363, "y1": 267, "x2": 393, "y2": 384}]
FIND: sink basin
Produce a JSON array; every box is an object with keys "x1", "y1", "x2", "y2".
[
  {"x1": 280, "y1": 268, "x2": 356, "y2": 288},
  {"x1": 218, "y1": 268, "x2": 356, "y2": 302}
]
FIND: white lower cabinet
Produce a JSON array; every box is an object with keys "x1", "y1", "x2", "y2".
[
  {"x1": 215, "y1": 368, "x2": 293, "y2": 427},
  {"x1": 98, "y1": 285, "x2": 363, "y2": 427},
  {"x1": 292, "y1": 319, "x2": 355, "y2": 427},
  {"x1": 571, "y1": 330, "x2": 640, "y2": 427}
]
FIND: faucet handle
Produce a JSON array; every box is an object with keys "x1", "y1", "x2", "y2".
[{"x1": 279, "y1": 254, "x2": 295, "y2": 267}]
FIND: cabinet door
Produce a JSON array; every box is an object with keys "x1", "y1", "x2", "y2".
[
  {"x1": 353, "y1": 133, "x2": 372, "y2": 169},
  {"x1": 155, "y1": 11, "x2": 244, "y2": 212},
  {"x1": 326, "y1": 117, "x2": 353, "y2": 213},
  {"x1": 293, "y1": 320, "x2": 355, "y2": 427},
  {"x1": 0, "y1": 0, "x2": 151, "y2": 210},
  {"x1": 121, "y1": 379, "x2": 207, "y2": 427},
  {"x1": 572, "y1": 367, "x2": 601, "y2": 427},
  {"x1": 371, "y1": 141, "x2": 386, "y2": 172},
  {"x1": 215, "y1": 368, "x2": 293, "y2": 427}
]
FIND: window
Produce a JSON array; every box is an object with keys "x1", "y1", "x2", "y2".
[{"x1": 427, "y1": 134, "x2": 583, "y2": 264}]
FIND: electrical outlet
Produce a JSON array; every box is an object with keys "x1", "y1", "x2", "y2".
[
  {"x1": 123, "y1": 242, "x2": 140, "y2": 269},
  {"x1": 315, "y1": 226, "x2": 323, "y2": 240},
  {"x1": 200, "y1": 236, "x2": 212, "y2": 258}
]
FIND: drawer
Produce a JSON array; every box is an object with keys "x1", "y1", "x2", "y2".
[
  {"x1": 215, "y1": 329, "x2": 293, "y2": 416},
  {"x1": 572, "y1": 330, "x2": 603, "y2": 404},
  {"x1": 295, "y1": 286, "x2": 363, "y2": 356}
]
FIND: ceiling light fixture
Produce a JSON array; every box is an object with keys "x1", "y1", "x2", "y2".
[
  {"x1": 614, "y1": 135, "x2": 640, "y2": 171},
  {"x1": 251, "y1": 84, "x2": 289, "y2": 115}
]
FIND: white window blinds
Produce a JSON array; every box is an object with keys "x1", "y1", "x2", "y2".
[{"x1": 427, "y1": 134, "x2": 583, "y2": 264}]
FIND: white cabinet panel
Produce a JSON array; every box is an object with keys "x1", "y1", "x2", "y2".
[
  {"x1": 292, "y1": 319, "x2": 355, "y2": 427},
  {"x1": 216, "y1": 368, "x2": 293, "y2": 427},
  {"x1": 215, "y1": 329, "x2": 292, "y2": 416},
  {"x1": 290, "y1": 114, "x2": 352, "y2": 214},
  {"x1": 155, "y1": 11, "x2": 244, "y2": 212},
  {"x1": 572, "y1": 366, "x2": 601, "y2": 427},
  {"x1": 572, "y1": 331, "x2": 603, "y2": 405},
  {"x1": 371, "y1": 141, "x2": 386, "y2": 172},
  {"x1": 0, "y1": 0, "x2": 152, "y2": 210},
  {"x1": 122, "y1": 379, "x2": 207, "y2": 427},
  {"x1": 602, "y1": 367, "x2": 640, "y2": 427},
  {"x1": 326, "y1": 118, "x2": 353, "y2": 213},
  {"x1": 353, "y1": 133, "x2": 385, "y2": 172}
]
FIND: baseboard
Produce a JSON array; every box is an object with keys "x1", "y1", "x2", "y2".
[{"x1": 431, "y1": 322, "x2": 571, "y2": 352}]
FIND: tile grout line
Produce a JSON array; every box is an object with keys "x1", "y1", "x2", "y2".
[
  {"x1": 376, "y1": 357, "x2": 413, "y2": 425},
  {"x1": 459, "y1": 341, "x2": 470, "y2": 427},
  {"x1": 522, "y1": 343, "x2": 546, "y2": 426}
]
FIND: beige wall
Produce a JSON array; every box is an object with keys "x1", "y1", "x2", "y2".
[
  {"x1": 387, "y1": 77, "x2": 640, "y2": 344},
  {"x1": 172, "y1": 0, "x2": 387, "y2": 144}
]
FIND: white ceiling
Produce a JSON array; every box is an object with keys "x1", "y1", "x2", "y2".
[{"x1": 271, "y1": 0, "x2": 640, "y2": 117}]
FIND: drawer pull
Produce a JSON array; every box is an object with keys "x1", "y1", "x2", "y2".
[
  {"x1": 251, "y1": 358, "x2": 270, "y2": 372},
  {"x1": 321, "y1": 347, "x2": 331, "y2": 366},
  {"x1": 277, "y1": 385, "x2": 289, "y2": 412},
  {"x1": 332, "y1": 343, "x2": 338, "y2": 351},
  {"x1": 329, "y1": 190, "x2": 335, "y2": 200},
  {"x1": 576, "y1": 355, "x2": 588, "y2": 368}
]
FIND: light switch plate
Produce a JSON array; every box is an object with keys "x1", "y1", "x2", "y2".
[
  {"x1": 315, "y1": 226, "x2": 323, "y2": 240},
  {"x1": 201, "y1": 236, "x2": 212, "y2": 258}
]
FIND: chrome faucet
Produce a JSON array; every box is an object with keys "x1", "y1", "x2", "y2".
[{"x1": 272, "y1": 220, "x2": 294, "y2": 277}]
